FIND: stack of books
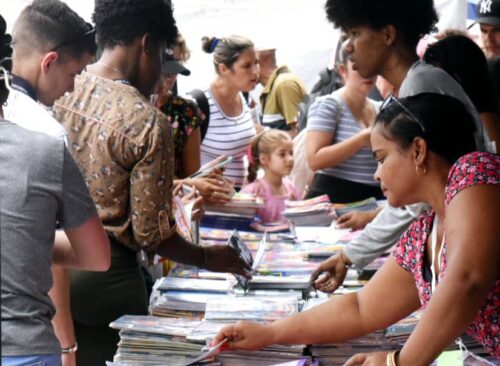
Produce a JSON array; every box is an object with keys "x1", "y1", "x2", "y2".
[
  {"x1": 205, "y1": 192, "x2": 264, "y2": 218},
  {"x1": 202, "y1": 193, "x2": 264, "y2": 231},
  {"x1": 332, "y1": 197, "x2": 379, "y2": 216},
  {"x1": 283, "y1": 195, "x2": 333, "y2": 227},
  {"x1": 108, "y1": 315, "x2": 217, "y2": 366},
  {"x1": 204, "y1": 296, "x2": 299, "y2": 322},
  {"x1": 150, "y1": 277, "x2": 230, "y2": 320}
]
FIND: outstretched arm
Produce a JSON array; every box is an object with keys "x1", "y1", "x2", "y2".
[
  {"x1": 156, "y1": 232, "x2": 252, "y2": 277},
  {"x1": 398, "y1": 185, "x2": 500, "y2": 365},
  {"x1": 215, "y1": 256, "x2": 420, "y2": 350},
  {"x1": 310, "y1": 203, "x2": 424, "y2": 293}
]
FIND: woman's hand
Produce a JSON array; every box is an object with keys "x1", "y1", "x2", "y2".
[
  {"x1": 179, "y1": 188, "x2": 205, "y2": 222},
  {"x1": 344, "y1": 351, "x2": 392, "y2": 366},
  {"x1": 212, "y1": 321, "x2": 274, "y2": 351},
  {"x1": 190, "y1": 175, "x2": 234, "y2": 204},
  {"x1": 309, "y1": 251, "x2": 352, "y2": 293},
  {"x1": 358, "y1": 127, "x2": 373, "y2": 147},
  {"x1": 336, "y1": 208, "x2": 381, "y2": 230}
]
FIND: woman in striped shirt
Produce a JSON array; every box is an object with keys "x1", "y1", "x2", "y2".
[
  {"x1": 199, "y1": 35, "x2": 259, "y2": 189},
  {"x1": 305, "y1": 41, "x2": 384, "y2": 204}
]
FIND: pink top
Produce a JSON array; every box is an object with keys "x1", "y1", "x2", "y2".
[
  {"x1": 393, "y1": 152, "x2": 500, "y2": 357},
  {"x1": 241, "y1": 178, "x2": 302, "y2": 224}
]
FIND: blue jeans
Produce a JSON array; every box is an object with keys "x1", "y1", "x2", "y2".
[{"x1": 2, "y1": 354, "x2": 62, "y2": 366}]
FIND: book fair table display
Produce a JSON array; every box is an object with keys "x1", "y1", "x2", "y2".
[{"x1": 106, "y1": 197, "x2": 494, "y2": 366}]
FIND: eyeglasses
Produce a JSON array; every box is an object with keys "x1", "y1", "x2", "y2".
[
  {"x1": 381, "y1": 94, "x2": 426, "y2": 132},
  {"x1": 50, "y1": 25, "x2": 96, "y2": 52}
]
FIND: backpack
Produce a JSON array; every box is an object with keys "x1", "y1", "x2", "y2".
[
  {"x1": 187, "y1": 89, "x2": 210, "y2": 142},
  {"x1": 297, "y1": 67, "x2": 344, "y2": 132}
]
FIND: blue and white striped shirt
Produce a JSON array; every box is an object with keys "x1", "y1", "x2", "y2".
[
  {"x1": 200, "y1": 88, "x2": 257, "y2": 188},
  {"x1": 306, "y1": 92, "x2": 380, "y2": 186}
]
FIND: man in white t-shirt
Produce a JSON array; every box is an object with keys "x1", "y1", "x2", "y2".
[
  {"x1": 4, "y1": 2, "x2": 96, "y2": 365},
  {"x1": 5, "y1": 0, "x2": 95, "y2": 144}
]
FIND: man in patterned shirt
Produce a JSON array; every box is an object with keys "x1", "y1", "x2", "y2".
[{"x1": 53, "y1": 0, "x2": 251, "y2": 364}]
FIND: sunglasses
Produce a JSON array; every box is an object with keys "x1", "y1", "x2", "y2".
[
  {"x1": 381, "y1": 94, "x2": 426, "y2": 132},
  {"x1": 50, "y1": 25, "x2": 96, "y2": 52}
]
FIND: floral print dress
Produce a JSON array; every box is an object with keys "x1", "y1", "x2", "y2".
[
  {"x1": 393, "y1": 152, "x2": 500, "y2": 357},
  {"x1": 158, "y1": 94, "x2": 204, "y2": 178}
]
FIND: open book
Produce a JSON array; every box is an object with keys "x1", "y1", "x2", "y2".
[
  {"x1": 283, "y1": 195, "x2": 333, "y2": 226},
  {"x1": 189, "y1": 155, "x2": 233, "y2": 179}
]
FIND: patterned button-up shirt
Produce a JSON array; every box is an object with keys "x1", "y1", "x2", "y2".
[{"x1": 53, "y1": 72, "x2": 175, "y2": 254}]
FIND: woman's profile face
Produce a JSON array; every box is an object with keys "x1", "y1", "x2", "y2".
[
  {"x1": 371, "y1": 124, "x2": 418, "y2": 207},
  {"x1": 227, "y1": 47, "x2": 260, "y2": 92},
  {"x1": 344, "y1": 26, "x2": 390, "y2": 80}
]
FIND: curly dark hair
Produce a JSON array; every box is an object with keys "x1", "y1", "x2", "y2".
[
  {"x1": 0, "y1": 14, "x2": 12, "y2": 106},
  {"x1": 325, "y1": 0, "x2": 438, "y2": 50},
  {"x1": 93, "y1": 0, "x2": 178, "y2": 50}
]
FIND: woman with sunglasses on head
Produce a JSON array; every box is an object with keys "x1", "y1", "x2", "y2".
[
  {"x1": 214, "y1": 93, "x2": 500, "y2": 364},
  {"x1": 305, "y1": 41, "x2": 384, "y2": 207},
  {"x1": 310, "y1": 0, "x2": 496, "y2": 296}
]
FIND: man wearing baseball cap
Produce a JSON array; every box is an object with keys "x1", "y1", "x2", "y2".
[{"x1": 476, "y1": 0, "x2": 500, "y2": 58}]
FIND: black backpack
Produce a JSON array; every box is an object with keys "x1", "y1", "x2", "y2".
[
  {"x1": 187, "y1": 89, "x2": 210, "y2": 142},
  {"x1": 297, "y1": 67, "x2": 344, "y2": 132}
]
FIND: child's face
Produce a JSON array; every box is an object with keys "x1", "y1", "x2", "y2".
[{"x1": 263, "y1": 141, "x2": 294, "y2": 177}]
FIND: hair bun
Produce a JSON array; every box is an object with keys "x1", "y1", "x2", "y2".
[{"x1": 201, "y1": 36, "x2": 221, "y2": 54}]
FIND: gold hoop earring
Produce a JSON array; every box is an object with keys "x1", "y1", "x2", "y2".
[{"x1": 415, "y1": 164, "x2": 427, "y2": 176}]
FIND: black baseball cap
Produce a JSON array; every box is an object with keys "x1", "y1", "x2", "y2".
[
  {"x1": 476, "y1": 0, "x2": 500, "y2": 27},
  {"x1": 162, "y1": 53, "x2": 190, "y2": 76}
]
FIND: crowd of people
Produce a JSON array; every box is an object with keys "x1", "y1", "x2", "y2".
[{"x1": 0, "y1": 0, "x2": 498, "y2": 365}]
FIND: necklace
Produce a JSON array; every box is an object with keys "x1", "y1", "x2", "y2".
[
  {"x1": 96, "y1": 62, "x2": 123, "y2": 75},
  {"x1": 96, "y1": 62, "x2": 131, "y2": 85}
]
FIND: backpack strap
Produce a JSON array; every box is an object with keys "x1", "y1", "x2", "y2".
[{"x1": 187, "y1": 89, "x2": 210, "y2": 142}]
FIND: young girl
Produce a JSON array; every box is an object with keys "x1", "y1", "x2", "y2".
[{"x1": 241, "y1": 130, "x2": 302, "y2": 224}]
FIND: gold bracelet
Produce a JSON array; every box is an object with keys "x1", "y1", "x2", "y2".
[{"x1": 386, "y1": 350, "x2": 400, "y2": 366}]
